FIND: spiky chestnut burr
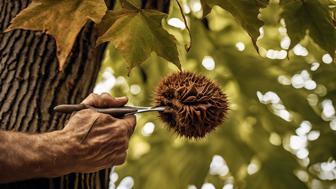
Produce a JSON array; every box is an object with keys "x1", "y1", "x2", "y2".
[{"x1": 155, "y1": 72, "x2": 228, "y2": 138}]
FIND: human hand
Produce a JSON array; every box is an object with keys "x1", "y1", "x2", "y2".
[{"x1": 58, "y1": 93, "x2": 136, "y2": 174}]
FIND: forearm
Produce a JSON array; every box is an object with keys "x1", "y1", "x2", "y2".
[{"x1": 0, "y1": 130, "x2": 70, "y2": 183}]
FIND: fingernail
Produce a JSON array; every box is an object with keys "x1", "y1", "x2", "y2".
[{"x1": 115, "y1": 96, "x2": 127, "y2": 101}]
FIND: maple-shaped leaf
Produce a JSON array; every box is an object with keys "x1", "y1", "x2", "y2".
[
  {"x1": 96, "y1": 9, "x2": 181, "y2": 73},
  {"x1": 202, "y1": 0, "x2": 268, "y2": 49},
  {"x1": 281, "y1": 0, "x2": 336, "y2": 57},
  {"x1": 6, "y1": 0, "x2": 107, "y2": 70}
]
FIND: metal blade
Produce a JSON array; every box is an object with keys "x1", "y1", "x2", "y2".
[{"x1": 136, "y1": 106, "x2": 166, "y2": 113}]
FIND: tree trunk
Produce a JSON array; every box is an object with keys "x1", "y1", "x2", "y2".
[{"x1": 0, "y1": 0, "x2": 113, "y2": 188}]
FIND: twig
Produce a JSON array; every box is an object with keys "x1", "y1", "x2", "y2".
[{"x1": 175, "y1": 0, "x2": 192, "y2": 52}]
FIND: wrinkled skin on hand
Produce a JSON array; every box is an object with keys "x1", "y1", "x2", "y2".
[
  {"x1": 59, "y1": 93, "x2": 136, "y2": 174},
  {"x1": 0, "y1": 93, "x2": 136, "y2": 183}
]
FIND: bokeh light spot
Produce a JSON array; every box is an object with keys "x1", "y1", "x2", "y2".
[{"x1": 202, "y1": 56, "x2": 215, "y2": 70}]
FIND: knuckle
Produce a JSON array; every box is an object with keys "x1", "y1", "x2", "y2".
[
  {"x1": 79, "y1": 109, "x2": 96, "y2": 116},
  {"x1": 116, "y1": 137, "x2": 129, "y2": 152},
  {"x1": 125, "y1": 116, "x2": 136, "y2": 127},
  {"x1": 116, "y1": 137, "x2": 128, "y2": 149},
  {"x1": 122, "y1": 139, "x2": 129, "y2": 150},
  {"x1": 98, "y1": 113, "x2": 109, "y2": 120},
  {"x1": 98, "y1": 113, "x2": 114, "y2": 123},
  {"x1": 96, "y1": 137, "x2": 107, "y2": 146},
  {"x1": 118, "y1": 126, "x2": 128, "y2": 136},
  {"x1": 120, "y1": 120, "x2": 131, "y2": 129}
]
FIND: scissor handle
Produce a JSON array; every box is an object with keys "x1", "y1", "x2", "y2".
[{"x1": 54, "y1": 104, "x2": 138, "y2": 117}]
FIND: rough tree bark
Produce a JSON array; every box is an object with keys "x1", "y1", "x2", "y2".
[
  {"x1": 0, "y1": 0, "x2": 169, "y2": 188},
  {"x1": 0, "y1": 0, "x2": 114, "y2": 188}
]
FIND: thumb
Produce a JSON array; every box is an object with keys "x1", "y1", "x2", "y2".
[
  {"x1": 110, "y1": 96, "x2": 128, "y2": 107},
  {"x1": 82, "y1": 93, "x2": 128, "y2": 108},
  {"x1": 98, "y1": 93, "x2": 128, "y2": 107}
]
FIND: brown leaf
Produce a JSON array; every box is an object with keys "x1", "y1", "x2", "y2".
[{"x1": 6, "y1": 0, "x2": 107, "y2": 70}]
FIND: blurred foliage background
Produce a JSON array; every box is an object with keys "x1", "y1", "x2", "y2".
[{"x1": 94, "y1": 0, "x2": 336, "y2": 188}]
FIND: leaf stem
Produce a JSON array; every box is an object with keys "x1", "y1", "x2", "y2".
[{"x1": 175, "y1": 0, "x2": 192, "y2": 52}]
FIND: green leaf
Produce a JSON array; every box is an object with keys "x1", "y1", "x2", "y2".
[
  {"x1": 97, "y1": 9, "x2": 181, "y2": 73},
  {"x1": 281, "y1": 0, "x2": 336, "y2": 56},
  {"x1": 117, "y1": 140, "x2": 211, "y2": 189},
  {"x1": 244, "y1": 148, "x2": 308, "y2": 189},
  {"x1": 203, "y1": 0, "x2": 268, "y2": 47},
  {"x1": 309, "y1": 131, "x2": 336, "y2": 165},
  {"x1": 6, "y1": 0, "x2": 107, "y2": 70}
]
